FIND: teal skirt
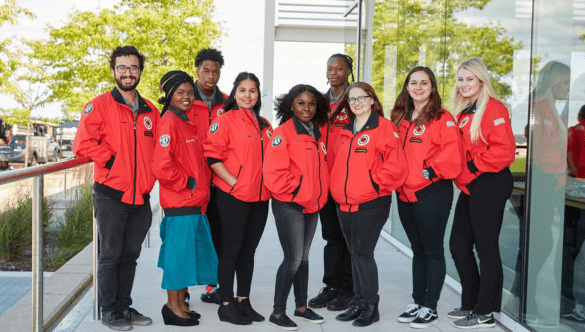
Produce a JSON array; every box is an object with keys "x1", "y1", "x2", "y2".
[{"x1": 157, "y1": 213, "x2": 219, "y2": 290}]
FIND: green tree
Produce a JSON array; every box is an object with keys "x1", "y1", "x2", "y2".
[
  {"x1": 370, "y1": 0, "x2": 521, "y2": 112},
  {"x1": 0, "y1": 0, "x2": 34, "y2": 86},
  {"x1": 29, "y1": 0, "x2": 222, "y2": 119}
]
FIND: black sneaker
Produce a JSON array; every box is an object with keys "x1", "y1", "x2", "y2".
[
  {"x1": 122, "y1": 308, "x2": 152, "y2": 326},
  {"x1": 294, "y1": 308, "x2": 325, "y2": 324},
  {"x1": 269, "y1": 314, "x2": 299, "y2": 331},
  {"x1": 327, "y1": 293, "x2": 352, "y2": 311},
  {"x1": 453, "y1": 312, "x2": 495, "y2": 329},
  {"x1": 562, "y1": 304, "x2": 585, "y2": 322},
  {"x1": 398, "y1": 299, "x2": 422, "y2": 323},
  {"x1": 308, "y1": 286, "x2": 337, "y2": 308},
  {"x1": 410, "y1": 307, "x2": 438, "y2": 329},
  {"x1": 201, "y1": 287, "x2": 222, "y2": 304},
  {"x1": 102, "y1": 310, "x2": 133, "y2": 331}
]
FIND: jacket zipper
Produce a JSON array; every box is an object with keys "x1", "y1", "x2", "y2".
[
  {"x1": 344, "y1": 135, "x2": 357, "y2": 205},
  {"x1": 316, "y1": 142, "x2": 323, "y2": 211},
  {"x1": 132, "y1": 117, "x2": 137, "y2": 205},
  {"x1": 244, "y1": 110, "x2": 265, "y2": 201},
  {"x1": 399, "y1": 121, "x2": 415, "y2": 202}
]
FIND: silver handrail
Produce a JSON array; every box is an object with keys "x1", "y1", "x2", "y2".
[{"x1": 0, "y1": 156, "x2": 91, "y2": 332}]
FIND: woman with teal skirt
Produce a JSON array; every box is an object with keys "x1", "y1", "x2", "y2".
[{"x1": 153, "y1": 70, "x2": 219, "y2": 326}]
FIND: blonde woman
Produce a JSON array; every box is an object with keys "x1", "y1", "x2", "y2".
[{"x1": 448, "y1": 58, "x2": 516, "y2": 329}]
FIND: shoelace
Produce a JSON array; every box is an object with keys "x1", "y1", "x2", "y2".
[
  {"x1": 405, "y1": 303, "x2": 420, "y2": 313},
  {"x1": 418, "y1": 307, "x2": 433, "y2": 319},
  {"x1": 575, "y1": 304, "x2": 585, "y2": 316},
  {"x1": 465, "y1": 312, "x2": 479, "y2": 320}
]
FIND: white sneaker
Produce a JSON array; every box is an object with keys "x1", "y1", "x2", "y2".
[{"x1": 397, "y1": 299, "x2": 422, "y2": 323}]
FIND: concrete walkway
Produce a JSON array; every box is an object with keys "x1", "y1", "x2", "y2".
[{"x1": 70, "y1": 204, "x2": 505, "y2": 332}]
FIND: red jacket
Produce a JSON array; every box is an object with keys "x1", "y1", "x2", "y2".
[
  {"x1": 319, "y1": 101, "x2": 352, "y2": 173},
  {"x1": 186, "y1": 84, "x2": 227, "y2": 143},
  {"x1": 568, "y1": 119, "x2": 585, "y2": 178},
  {"x1": 203, "y1": 108, "x2": 273, "y2": 202},
  {"x1": 532, "y1": 100, "x2": 567, "y2": 175},
  {"x1": 73, "y1": 87, "x2": 160, "y2": 205},
  {"x1": 396, "y1": 111, "x2": 462, "y2": 202},
  {"x1": 454, "y1": 97, "x2": 516, "y2": 194},
  {"x1": 330, "y1": 112, "x2": 408, "y2": 212},
  {"x1": 264, "y1": 117, "x2": 329, "y2": 214},
  {"x1": 152, "y1": 108, "x2": 210, "y2": 214}
]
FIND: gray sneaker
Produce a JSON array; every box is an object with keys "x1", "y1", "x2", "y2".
[
  {"x1": 102, "y1": 310, "x2": 133, "y2": 331},
  {"x1": 453, "y1": 312, "x2": 495, "y2": 329},
  {"x1": 122, "y1": 308, "x2": 152, "y2": 326},
  {"x1": 447, "y1": 307, "x2": 473, "y2": 319}
]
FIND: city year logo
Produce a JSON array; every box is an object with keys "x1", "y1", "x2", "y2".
[
  {"x1": 337, "y1": 109, "x2": 348, "y2": 120},
  {"x1": 83, "y1": 104, "x2": 93, "y2": 114},
  {"x1": 210, "y1": 123, "x2": 219, "y2": 133},
  {"x1": 321, "y1": 142, "x2": 327, "y2": 154},
  {"x1": 266, "y1": 130, "x2": 272, "y2": 139},
  {"x1": 143, "y1": 117, "x2": 153, "y2": 130},
  {"x1": 459, "y1": 117, "x2": 469, "y2": 128},
  {"x1": 413, "y1": 125, "x2": 425, "y2": 136},
  {"x1": 160, "y1": 135, "x2": 170, "y2": 147},
  {"x1": 272, "y1": 136, "x2": 283, "y2": 147},
  {"x1": 217, "y1": 109, "x2": 225, "y2": 116},
  {"x1": 357, "y1": 134, "x2": 370, "y2": 146}
]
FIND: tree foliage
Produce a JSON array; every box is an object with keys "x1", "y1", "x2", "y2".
[
  {"x1": 0, "y1": 0, "x2": 34, "y2": 87},
  {"x1": 370, "y1": 0, "x2": 521, "y2": 112},
  {"x1": 29, "y1": 0, "x2": 222, "y2": 119}
]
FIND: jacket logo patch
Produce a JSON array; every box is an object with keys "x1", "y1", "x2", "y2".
[
  {"x1": 210, "y1": 123, "x2": 219, "y2": 133},
  {"x1": 337, "y1": 109, "x2": 348, "y2": 120},
  {"x1": 394, "y1": 132, "x2": 399, "y2": 138},
  {"x1": 493, "y1": 117, "x2": 505, "y2": 126},
  {"x1": 357, "y1": 134, "x2": 370, "y2": 146},
  {"x1": 272, "y1": 136, "x2": 283, "y2": 146},
  {"x1": 321, "y1": 142, "x2": 327, "y2": 154},
  {"x1": 266, "y1": 130, "x2": 272, "y2": 139},
  {"x1": 355, "y1": 148, "x2": 367, "y2": 153},
  {"x1": 410, "y1": 138, "x2": 422, "y2": 143},
  {"x1": 413, "y1": 125, "x2": 425, "y2": 136},
  {"x1": 83, "y1": 104, "x2": 93, "y2": 114},
  {"x1": 446, "y1": 121, "x2": 455, "y2": 127},
  {"x1": 459, "y1": 117, "x2": 469, "y2": 128},
  {"x1": 544, "y1": 119, "x2": 552, "y2": 127},
  {"x1": 159, "y1": 135, "x2": 170, "y2": 147},
  {"x1": 579, "y1": 125, "x2": 585, "y2": 130},
  {"x1": 144, "y1": 117, "x2": 153, "y2": 129},
  {"x1": 144, "y1": 131, "x2": 153, "y2": 137},
  {"x1": 217, "y1": 109, "x2": 225, "y2": 116}
]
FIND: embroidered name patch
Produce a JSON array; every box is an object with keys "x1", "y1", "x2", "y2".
[
  {"x1": 160, "y1": 135, "x2": 170, "y2": 147},
  {"x1": 410, "y1": 138, "x2": 422, "y2": 143},
  {"x1": 272, "y1": 136, "x2": 283, "y2": 146},
  {"x1": 493, "y1": 117, "x2": 505, "y2": 126},
  {"x1": 83, "y1": 104, "x2": 93, "y2": 114},
  {"x1": 144, "y1": 131, "x2": 153, "y2": 137},
  {"x1": 355, "y1": 148, "x2": 367, "y2": 153},
  {"x1": 210, "y1": 123, "x2": 219, "y2": 133}
]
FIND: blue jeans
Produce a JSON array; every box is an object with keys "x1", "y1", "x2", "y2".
[
  {"x1": 93, "y1": 191, "x2": 152, "y2": 314},
  {"x1": 272, "y1": 200, "x2": 319, "y2": 315},
  {"x1": 337, "y1": 203, "x2": 390, "y2": 305},
  {"x1": 397, "y1": 185, "x2": 453, "y2": 310}
]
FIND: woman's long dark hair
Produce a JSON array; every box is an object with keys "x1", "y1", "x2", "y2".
[
  {"x1": 330, "y1": 82, "x2": 384, "y2": 122},
  {"x1": 390, "y1": 66, "x2": 443, "y2": 127},
  {"x1": 274, "y1": 84, "x2": 330, "y2": 126},
  {"x1": 223, "y1": 72, "x2": 262, "y2": 113}
]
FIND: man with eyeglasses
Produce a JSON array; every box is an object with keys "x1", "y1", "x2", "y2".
[{"x1": 73, "y1": 45, "x2": 160, "y2": 331}]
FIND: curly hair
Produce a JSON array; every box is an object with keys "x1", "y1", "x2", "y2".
[
  {"x1": 195, "y1": 48, "x2": 225, "y2": 68},
  {"x1": 109, "y1": 46, "x2": 145, "y2": 70},
  {"x1": 274, "y1": 84, "x2": 329, "y2": 126},
  {"x1": 390, "y1": 66, "x2": 443, "y2": 127},
  {"x1": 330, "y1": 82, "x2": 384, "y2": 122},
  {"x1": 223, "y1": 72, "x2": 261, "y2": 113}
]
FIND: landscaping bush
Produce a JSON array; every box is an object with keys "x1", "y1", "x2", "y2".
[{"x1": 54, "y1": 182, "x2": 93, "y2": 253}]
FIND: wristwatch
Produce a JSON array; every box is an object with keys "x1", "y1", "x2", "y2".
[{"x1": 422, "y1": 169, "x2": 430, "y2": 179}]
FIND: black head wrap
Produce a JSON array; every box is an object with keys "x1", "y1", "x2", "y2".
[{"x1": 158, "y1": 70, "x2": 195, "y2": 116}]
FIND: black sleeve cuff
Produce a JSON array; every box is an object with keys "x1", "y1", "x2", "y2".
[
  {"x1": 207, "y1": 157, "x2": 221, "y2": 167},
  {"x1": 467, "y1": 160, "x2": 478, "y2": 173},
  {"x1": 426, "y1": 167, "x2": 437, "y2": 179},
  {"x1": 186, "y1": 176, "x2": 196, "y2": 189},
  {"x1": 105, "y1": 155, "x2": 115, "y2": 169}
]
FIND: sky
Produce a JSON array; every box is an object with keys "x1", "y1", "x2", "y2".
[{"x1": 0, "y1": 0, "x2": 343, "y2": 123}]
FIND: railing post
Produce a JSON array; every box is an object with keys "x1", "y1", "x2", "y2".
[
  {"x1": 32, "y1": 175, "x2": 43, "y2": 332},
  {"x1": 93, "y1": 206, "x2": 100, "y2": 321},
  {"x1": 63, "y1": 169, "x2": 67, "y2": 198}
]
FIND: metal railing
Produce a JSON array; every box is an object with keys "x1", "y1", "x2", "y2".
[{"x1": 0, "y1": 156, "x2": 91, "y2": 332}]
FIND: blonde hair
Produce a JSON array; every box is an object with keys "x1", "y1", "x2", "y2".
[{"x1": 451, "y1": 58, "x2": 498, "y2": 144}]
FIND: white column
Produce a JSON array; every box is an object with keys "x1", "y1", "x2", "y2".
[{"x1": 262, "y1": 0, "x2": 276, "y2": 124}]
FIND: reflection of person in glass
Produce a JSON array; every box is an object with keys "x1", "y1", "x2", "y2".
[
  {"x1": 391, "y1": 67, "x2": 462, "y2": 328},
  {"x1": 448, "y1": 58, "x2": 515, "y2": 330},
  {"x1": 568, "y1": 106, "x2": 585, "y2": 179}
]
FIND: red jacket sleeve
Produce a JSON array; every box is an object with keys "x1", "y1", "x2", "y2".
[
  {"x1": 263, "y1": 132, "x2": 301, "y2": 195},
  {"x1": 72, "y1": 100, "x2": 114, "y2": 167},
  {"x1": 429, "y1": 113, "x2": 462, "y2": 179},
  {"x1": 473, "y1": 101, "x2": 516, "y2": 172},
  {"x1": 372, "y1": 123, "x2": 408, "y2": 191},
  {"x1": 152, "y1": 120, "x2": 189, "y2": 192},
  {"x1": 203, "y1": 116, "x2": 229, "y2": 161}
]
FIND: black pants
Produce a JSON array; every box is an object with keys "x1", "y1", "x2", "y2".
[
  {"x1": 216, "y1": 189, "x2": 269, "y2": 302},
  {"x1": 93, "y1": 191, "x2": 152, "y2": 314},
  {"x1": 272, "y1": 200, "x2": 319, "y2": 315},
  {"x1": 449, "y1": 168, "x2": 513, "y2": 314},
  {"x1": 337, "y1": 204, "x2": 390, "y2": 305},
  {"x1": 397, "y1": 184, "x2": 453, "y2": 310},
  {"x1": 207, "y1": 186, "x2": 222, "y2": 258},
  {"x1": 318, "y1": 194, "x2": 353, "y2": 293}
]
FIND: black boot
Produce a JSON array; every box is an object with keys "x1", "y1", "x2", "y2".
[
  {"x1": 234, "y1": 298, "x2": 265, "y2": 322},
  {"x1": 336, "y1": 301, "x2": 363, "y2": 321},
  {"x1": 353, "y1": 303, "x2": 379, "y2": 327},
  {"x1": 218, "y1": 301, "x2": 252, "y2": 325}
]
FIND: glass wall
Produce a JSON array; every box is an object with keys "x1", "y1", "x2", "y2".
[{"x1": 366, "y1": 0, "x2": 585, "y2": 330}]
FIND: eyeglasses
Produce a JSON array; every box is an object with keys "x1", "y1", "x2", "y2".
[
  {"x1": 348, "y1": 95, "x2": 371, "y2": 105},
  {"x1": 115, "y1": 65, "x2": 140, "y2": 74}
]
